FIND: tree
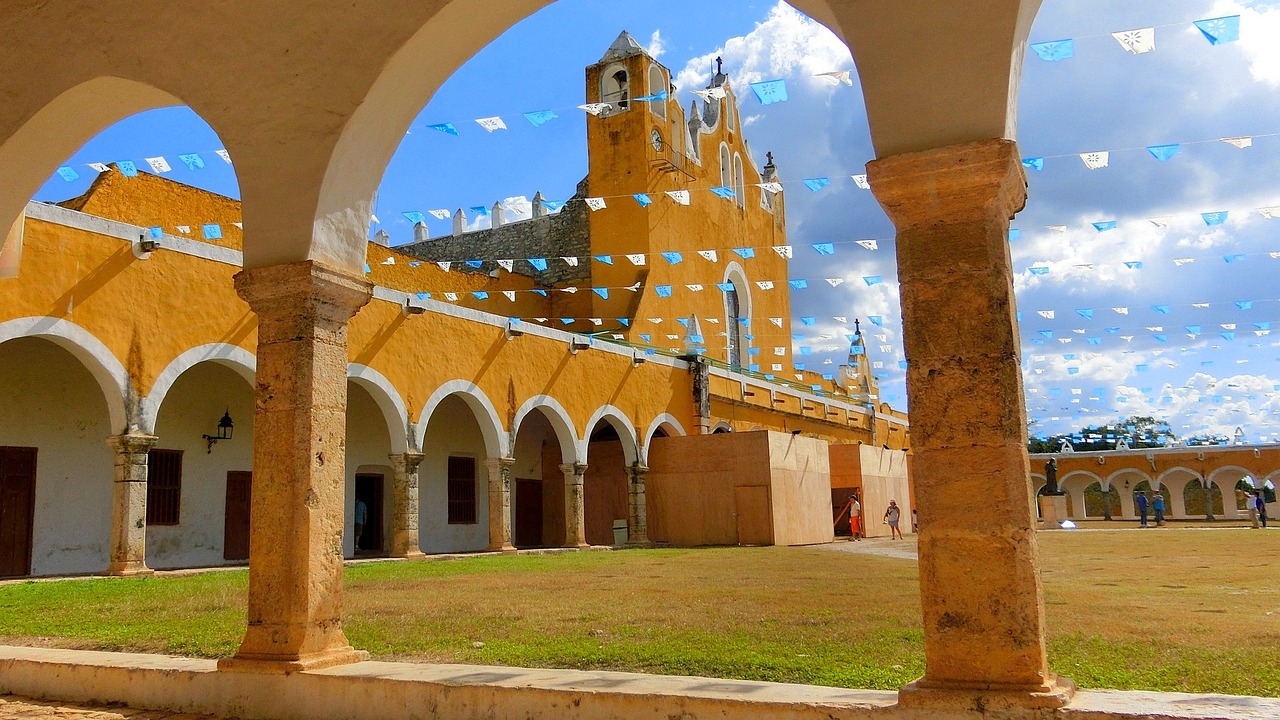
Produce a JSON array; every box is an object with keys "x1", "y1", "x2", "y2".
[{"x1": 1027, "y1": 415, "x2": 1177, "y2": 453}]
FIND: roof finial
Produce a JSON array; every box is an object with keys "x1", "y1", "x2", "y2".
[
  {"x1": 766, "y1": 151, "x2": 774, "y2": 166},
  {"x1": 854, "y1": 318, "x2": 861, "y2": 334},
  {"x1": 716, "y1": 56, "x2": 723, "y2": 75}
]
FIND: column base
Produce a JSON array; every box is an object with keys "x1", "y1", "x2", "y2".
[
  {"x1": 487, "y1": 543, "x2": 518, "y2": 554},
  {"x1": 389, "y1": 550, "x2": 425, "y2": 560},
  {"x1": 899, "y1": 674, "x2": 1075, "y2": 712},
  {"x1": 105, "y1": 562, "x2": 153, "y2": 577},
  {"x1": 217, "y1": 646, "x2": 369, "y2": 675}
]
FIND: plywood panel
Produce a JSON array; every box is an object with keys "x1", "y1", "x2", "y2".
[{"x1": 734, "y1": 486, "x2": 772, "y2": 546}]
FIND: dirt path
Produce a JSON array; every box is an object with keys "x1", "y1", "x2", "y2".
[
  {"x1": 819, "y1": 537, "x2": 919, "y2": 561},
  {"x1": 0, "y1": 696, "x2": 229, "y2": 720}
]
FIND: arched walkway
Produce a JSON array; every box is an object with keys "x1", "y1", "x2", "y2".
[
  {"x1": 510, "y1": 398, "x2": 580, "y2": 549},
  {"x1": 581, "y1": 406, "x2": 640, "y2": 547},
  {"x1": 0, "y1": 336, "x2": 115, "y2": 576},
  {"x1": 418, "y1": 393, "x2": 496, "y2": 554},
  {"x1": 148, "y1": 360, "x2": 255, "y2": 569}
]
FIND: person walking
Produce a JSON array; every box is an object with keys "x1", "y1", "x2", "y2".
[
  {"x1": 354, "y1": 497, "x2": 368, "y2": 550},
  {"x1": 884, "y1": 500, "x2": 903, "y2": 540},
  {"x1": 849, "y1": 493, "x2": 862, "y2": 541},
  {"x1": 1136, "y1": 490, "x2": 1149, "y2": 528},
  {"x1": 1255, "y1": 491, "x2": 1268, "y2": 529},
  {"x1": 1152, "y1": 490, "x2": 1166, "y2": 527}
]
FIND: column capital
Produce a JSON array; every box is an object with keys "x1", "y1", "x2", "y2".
[
  {"x1": 867, "y1": 139, "x2": 1026, "y2": 230},
  {"x1": 234, "y1": 260, "x2": 372, "y2": 328},
  {"x1": 107, "y1": 432, "x2": 159, "y2": 454},
  {"x1": 389, "y1": 450, "x2": 425, "y2": 473},
  {"x1": 629, "y1": 462, "x2": 649, "y2": 476},
  {"x1": 560, "y1": 462, "x2": 587, "y2": 478},
  {"x1": 484, "y1": 456, "x2": 516, "y2": 471}
]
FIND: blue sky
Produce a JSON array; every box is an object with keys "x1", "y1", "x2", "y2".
[{"x1": 32, "y1": 0, "x2": 1280, "y2": 444}]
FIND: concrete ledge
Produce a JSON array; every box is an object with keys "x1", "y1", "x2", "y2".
[{"x1": 1, "y1": 646, "x2": 1277, "y2": 720}]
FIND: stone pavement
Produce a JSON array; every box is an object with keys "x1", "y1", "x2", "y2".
[{"x1": 0, "y1": 696, "x2": 229, "y2": 720}]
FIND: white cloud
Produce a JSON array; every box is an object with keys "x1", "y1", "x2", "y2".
[
  {"x1": 673, "y1": 2, "x2": 852, "y2": 93},
  {"x1": 646, "y1": 30, "x2": 666, "y2": 59},
  {"x1": 1211, "y1": 1, "x2": 1280, "y2": 87}
]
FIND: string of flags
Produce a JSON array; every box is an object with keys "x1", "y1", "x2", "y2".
[
  {"x1": 51, "y1": 151, "x2": 232, "y2": 184},
  {"x1": 1020, "y1": 131, "x2": 1277, "y2": 172},
  {"x1": 397, "y1": 126, "x2": 1280, "y2": 224},
  {"x1": 1029, "y1": 14, "x2": 1240, "y2": 62},
  {"x1": 46, "y1": 63, "x2": 867, "y2": 187}
]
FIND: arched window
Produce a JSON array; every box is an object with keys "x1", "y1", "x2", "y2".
[
  {"x1": 718, "y1": 143, "x2": 731, "y2": 191},
  {"x1": 733, "y1": 153, "x2": 745, "y2": 208},
  {"x1": 723, "y1": 264, "x2": 750, "y2": 368},
  {"x1": 725, "y1": 97, "x2": 735, "y2": 132},
  {"x1": 601, "y1": 67, "x2": 629, "y2": 111},
  {"x1": 648, "y1": 65, "x2": 666, "y2": 120},
  {"x1": 726, "y1": 284, "x2": 743, "y2": 368}
]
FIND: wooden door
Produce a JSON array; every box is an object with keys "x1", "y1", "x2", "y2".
[
  {"x1": 514, "y1": 478, "x2": 543, "y2": 548},
  {"x1": 223, "y1": 471, "x2": 252, "y2": 561},
  {"x1": 0, "y1": 447, "x2": 37, "y2": 577},
  {"x1": 354, "y1": 473, "x2": 385, "y2": 554},
  {"x1": 734, "y1": 485, "x2": 772, "y2": 546}
]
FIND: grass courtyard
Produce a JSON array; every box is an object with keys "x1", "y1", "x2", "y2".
[{"x1": 1, "y1": 528, "x2": 1277, "y2": 696}]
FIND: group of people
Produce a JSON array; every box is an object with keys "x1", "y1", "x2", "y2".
[
  {"x1": 844, "y1": 495, "x2": 906, "y2": 540},
  {"x1": 1134, "y1": 490, "x2": 1166, "y2": 528},
  {"x1": 1135, "y1": 488, "x2": 1270, "y2": 529}
]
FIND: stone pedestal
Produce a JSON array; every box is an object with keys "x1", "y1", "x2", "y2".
[
  {"x1": 626, "y1": 462, "x2": 649, "y2": 545},
  {"x1": 560, "y1": 462, "x2": 588, "y2": 549},
  {"x1": 388, "y1": 451, "x2": 425, "y2": 559},
  {"x1": 868, "y1": 139, "x2": 1073, "y2": 709},
  {"x1": 485, "y1": 457, "x2": 516, "y2": 552},
  {"x1": 1039, "y1": 494, "x2": 1068, "y2": 530},
  {"x1": 106, "y1": 433, "x2": 158, "y2": 576},
  {"x1": 218, "y1": 260, "x2": 371, "y2": 674}
]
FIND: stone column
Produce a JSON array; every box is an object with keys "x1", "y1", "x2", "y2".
[
  {"x1": 106, "y1": 432, "x2": 158, "y2": 576},
  {"x1": 218, "y1": 260, "x2": 371, "y2": 674},
  {"x1": 867, "y1": 139, "x2": 1073, "y2": 709},
  {"x1": 388, "y1": 451, "x2": 425, "y2": 559},
  {"x1": 626, "y1": 462, "x2": 649, "y2": 545},
  {"x1": 560, "y1": 462, "x2": 588, "y2": 548},
  {"x1": 484, "y1": 457, "x2": 516, "y2": 552}
]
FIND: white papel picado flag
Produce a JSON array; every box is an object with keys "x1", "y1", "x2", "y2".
[
  {"x1": 475, "y1": 116, "x2": 507, "y2": 132},
  {"x1": 1112, "y1": 28, "x2": 1155, "y2": 54},
  {"x1": 1080, "y1": 152, "x2": 1110, "y2": 170}
]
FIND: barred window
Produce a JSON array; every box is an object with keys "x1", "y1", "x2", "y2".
[
  {"x1": 147, "y1": 449, "x2": 183, "y2": 525},
  {"x1": 447, "y1": 456, "x2": 477, "y2": 525}
]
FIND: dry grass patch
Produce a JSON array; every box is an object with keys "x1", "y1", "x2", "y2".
[{"x1": 0, "y1": 529, "x2": 1276, "y2": 695}]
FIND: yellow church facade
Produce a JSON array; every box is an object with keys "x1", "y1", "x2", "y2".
[{"x1": 0, "y1": 36, "x2": 908, "y2": 579}]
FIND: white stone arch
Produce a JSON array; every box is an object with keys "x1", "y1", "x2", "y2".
[
  {"x1": 723, "y1": 261, "x2": 752, "y2": 366},
  {"x1": 647, "y1": 64, "x2": 666, "y2": 120},
  {"x1": 511, "y1": 394, "x2": 579, "y2": 465},
  {"x1": 1156, "y1": 465, "x2": 1200, "y2": 487},
  {"x1": 580, "y1": 404, "x2": 639, "y2": 466},
  {"x1": 141, "y1": 344, "x2": 256, "y2": 433},
  {"x1": 347, "y1": 364, "x2": 410, "y2": 454},
  {"x1": 1103, "y1": 467, "x2": 1151, "y2": 491},
  {"x1": 1059, "y1": 470, "x2": 1102, "y2": 490},
  {"x1": 1207, "y1": 465, "x2": 1254, "y2": 489},
  {"x1": 600, "y1": 62, "x2": 632, "y2": 111},
  {"x1": 710, "y1": 420, "x2": 734, "y2": 435},
  {"x1": 0, "y1": 317, "x2": 130, "y2": 433},
  {"x1": 0, "y1": 77, "x2": 186, "y2": 262},
  {"x1": 643, "y1": 414, "x2": 687, "y2": 443},
  {"x1": 415, "y1": 380, "x2": 507, "y2": 458}
]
